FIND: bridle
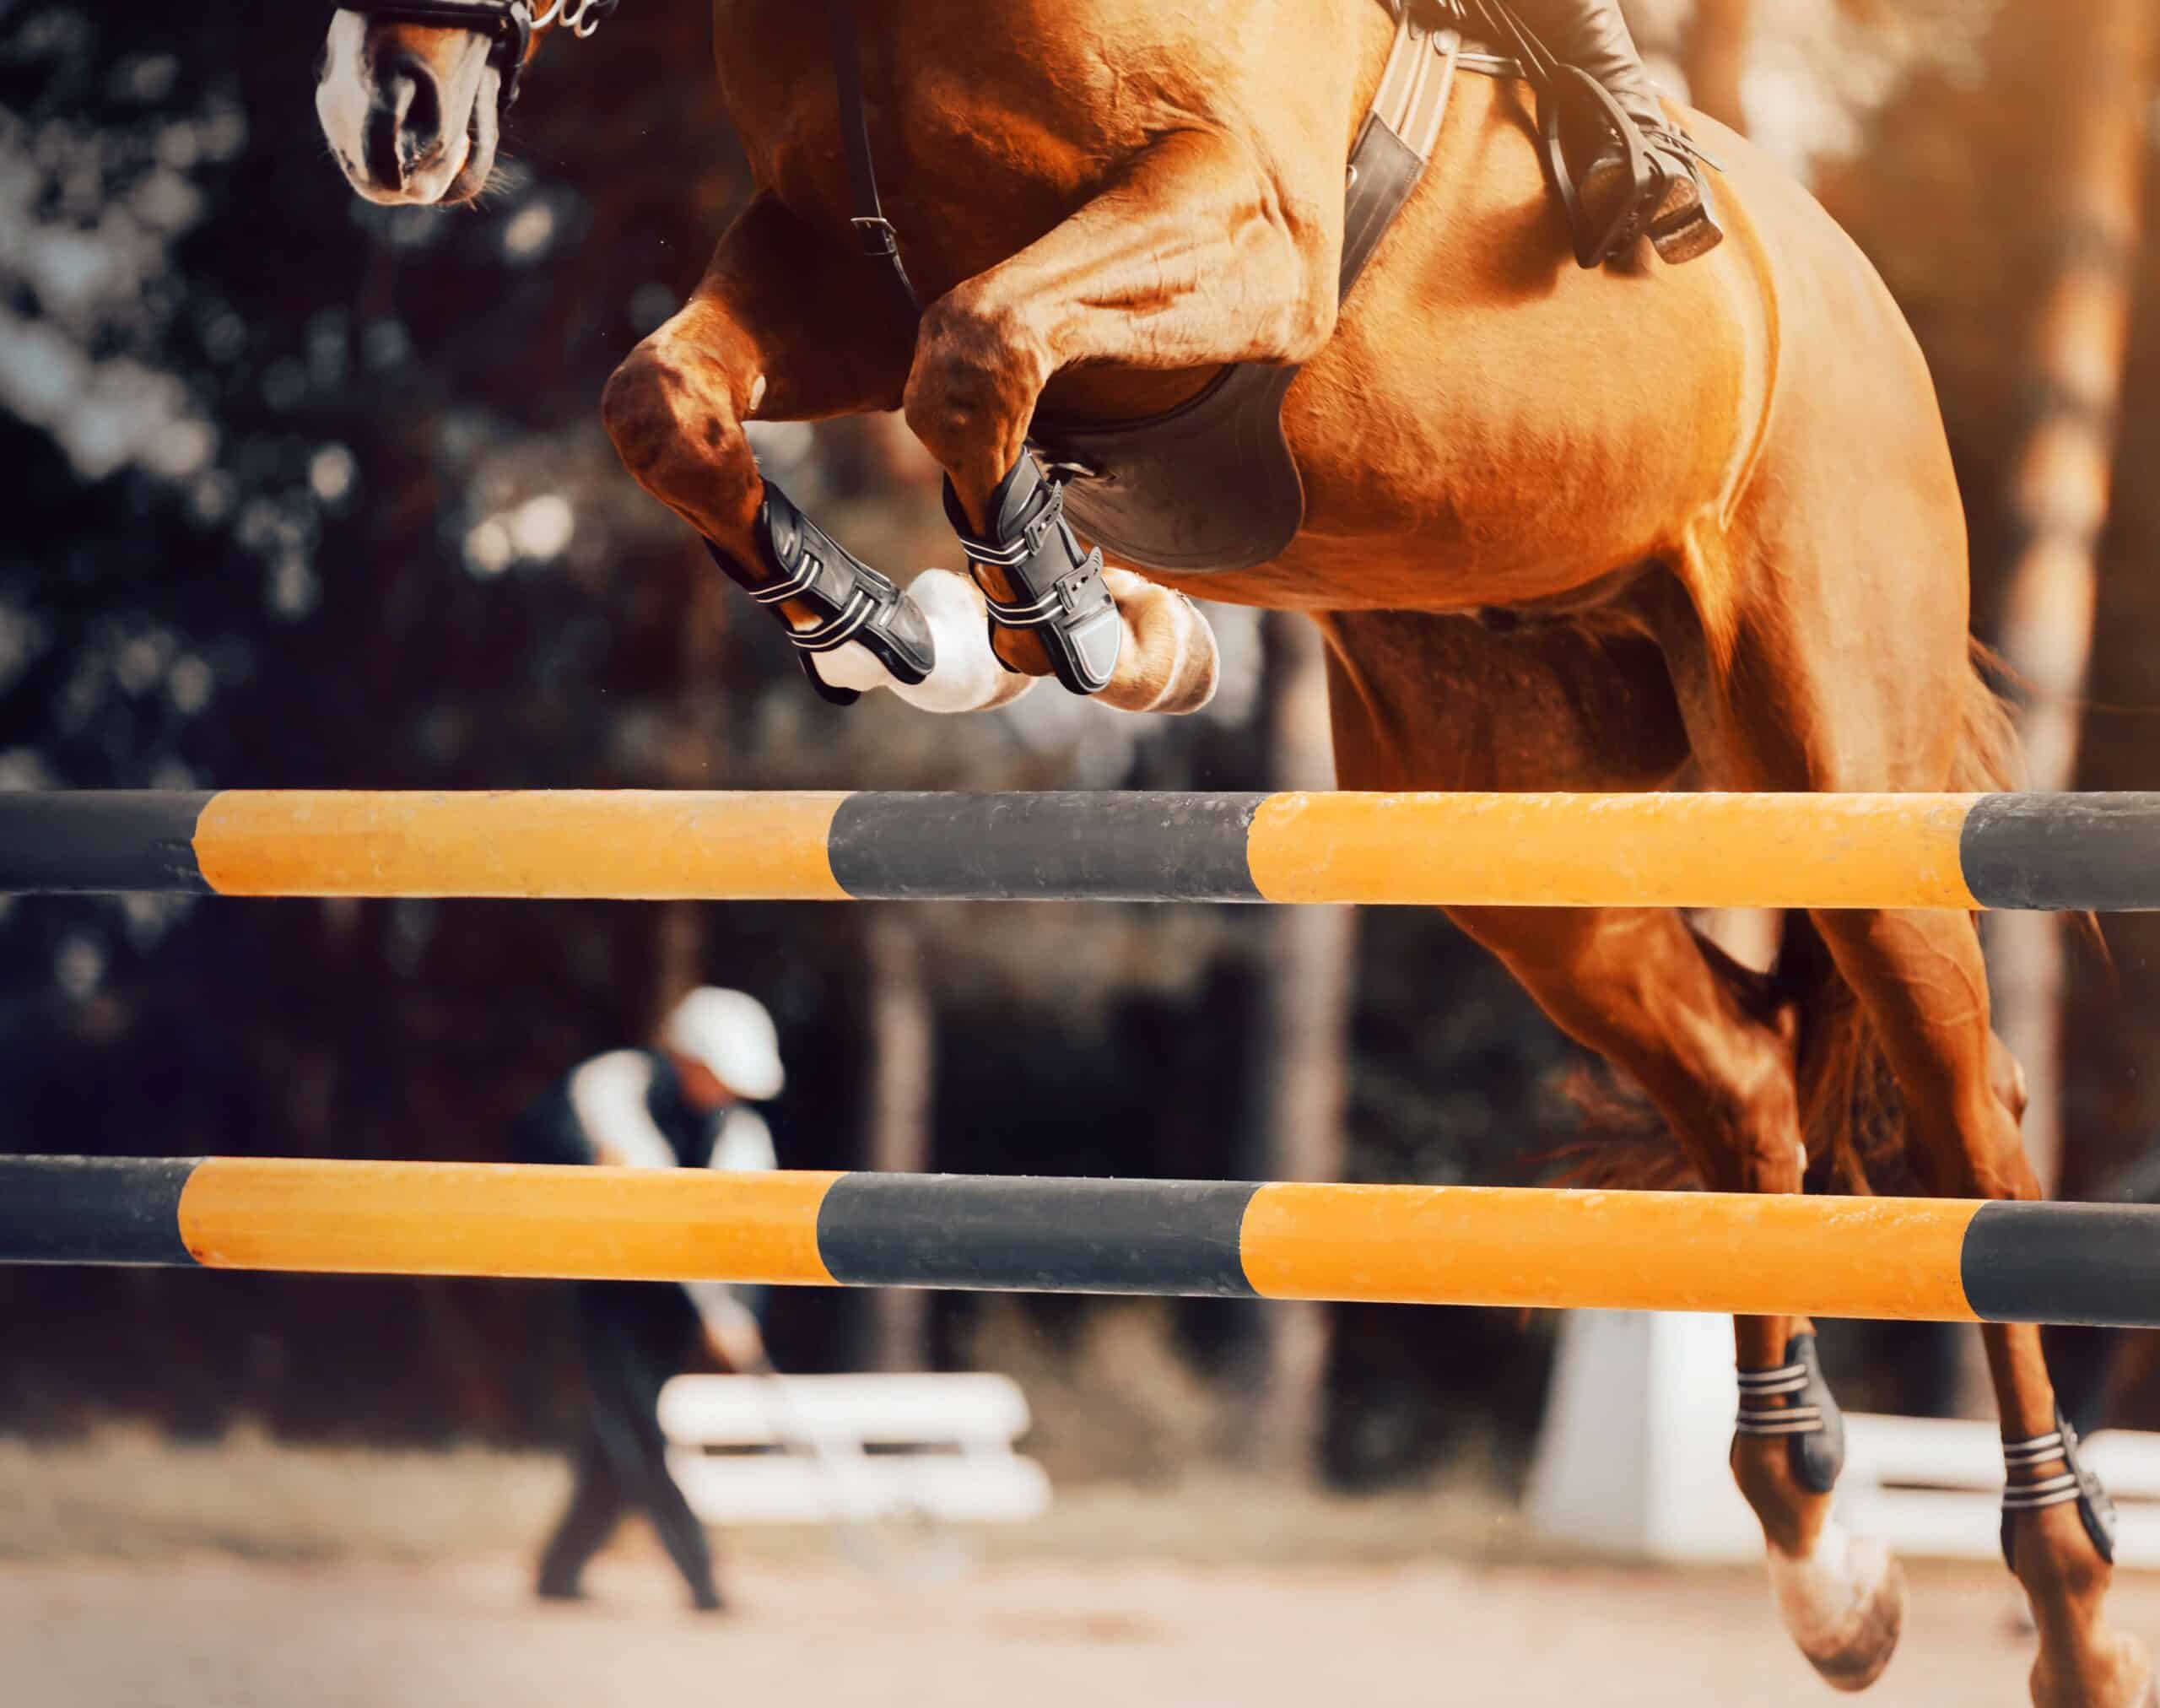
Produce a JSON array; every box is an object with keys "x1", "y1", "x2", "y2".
[{"x1": 330, "y1": 0, "x2": 619, "y2": 111}]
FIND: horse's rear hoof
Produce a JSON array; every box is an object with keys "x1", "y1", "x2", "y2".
[
  {"x1": 1771, "y1": 1529, "x2": 1905, "y2": 1694},
  {"x1": 1806, "y1": 1554, "x2": 1904, "y2": 1694}
]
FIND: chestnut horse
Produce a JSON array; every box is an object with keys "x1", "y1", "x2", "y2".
[{"x1": 316, "y1": 3, "x2": 2149, "y2": 1700}]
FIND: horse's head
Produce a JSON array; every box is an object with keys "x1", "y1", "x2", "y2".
[{"x1": 316, "y1": 2, "x2": 615, "y2": 207}]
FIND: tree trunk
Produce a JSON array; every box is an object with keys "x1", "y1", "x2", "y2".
[
  {"x1": 861, "y1": 911, "x2": 936, "y2": 1370},
  {"x1": 1988, "y1": 0, "x2": 2155, "y2": 1197},
  {"x1": 1238, "y1": 614, "x2": 1357, "y2": 1476},
  {"x1": 1681, "y1": 0, "x2": 1752, "y2": 134}
]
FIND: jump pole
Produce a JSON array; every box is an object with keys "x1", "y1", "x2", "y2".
[
  {"x1": 3, "y1": 1158, "x2": 2157, "y2": 1329},
  {"x1": 2, "y1": 789, "x2": 2159, "y2": 909}
]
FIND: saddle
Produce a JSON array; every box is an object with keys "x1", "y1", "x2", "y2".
[
  {"x1": 1026, "y1": 9, "x2": 1499, "y2": 576},
  {"x1": 1026, "y1": 1, "x2": 1719, "y2": 578}
]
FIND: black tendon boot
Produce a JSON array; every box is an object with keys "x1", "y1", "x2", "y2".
[
  {"x1": 1503, "y1": 0, "x2": 1723, "y2": 266},
  {"x1": 943, "y1": 456, "x2": 1121, "y2": 697},
  {"x1": 704, "y1": 482, "x2": 937, "y2": 706}
]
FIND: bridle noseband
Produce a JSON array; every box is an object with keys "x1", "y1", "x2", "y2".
[{"x1": 331, "y1": 0, "x2": 618, "y2": 111}]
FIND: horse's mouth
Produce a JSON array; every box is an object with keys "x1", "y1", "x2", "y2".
[{"x1": 435, "y1": 83, "x2": 500, "y2": 205}]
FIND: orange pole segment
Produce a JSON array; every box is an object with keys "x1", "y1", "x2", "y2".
[
  {"x1": 1245, "y1": 792, "x2": 1984, "y2": 911},
  {"x1": 1238, "y1": 1183, "x2": 1983, "y2": 1320},
  {"x1": 177, "y1": 1159, "x2": 843, "y2": 1284},
  {"x1": 194, "y1": 791, "x2": 851, "y2": 900}
]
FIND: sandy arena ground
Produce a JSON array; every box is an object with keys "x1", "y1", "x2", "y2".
[
  {"x1": 2, "y1": 1434, "x2": 2147, "y2": 1705},
  {"x1": 2, "y1": 1549, "x2": 2148, "y2": 1707}
]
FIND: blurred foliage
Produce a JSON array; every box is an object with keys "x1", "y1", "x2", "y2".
[{"x1": 2, "y1": 0, "x2": 2157, "y2": 1470}]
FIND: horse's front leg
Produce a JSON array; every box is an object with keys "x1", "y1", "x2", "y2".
[
  {"x1": 602, "y1": 193, "x2": 1027, "y2": 714},
  {"x1": 903, "y1": 128, "x2": 1336, "y2": 705}
]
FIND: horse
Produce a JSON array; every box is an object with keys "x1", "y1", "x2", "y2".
[{"x1": 314, "y1": 4, "x2": 2151, "y2": 1701}]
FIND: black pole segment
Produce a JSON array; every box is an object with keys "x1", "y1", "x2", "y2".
[
  {"x1": 0, "y1": 792, "x2": 214, "y2": 894},
  {"x1": 827, "y1": 792, "x2": 1266, "y2": 901},
  {"x1": 0, "y1": 1156, "x2": 200, "y2": 1265},
  {"x1": 1962, "y1": 1199, "x2": 2160, "y2": 1328},
  {"x1": 1960, "y1": 793, "x2": 2160, "y2": 913},
  {"x1": 817, "y1": 1173, "x2": 1261, "y2": 1296}
]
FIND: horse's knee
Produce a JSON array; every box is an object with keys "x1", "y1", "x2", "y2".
[
  {"x1": 902, "y1": 289, "x2": 1049, "y2": 478},
  {"x1": 602, "y1": 340, "x2": 759, "y2": 532}
]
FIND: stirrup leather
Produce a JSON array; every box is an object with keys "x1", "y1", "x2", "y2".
[
  {"x1": 706, "y1": 481, "x2": 937, "y2": 707},
  {"x1": 1734, "y1": 1333, "x2": 1844, "y2": 1495},
  {"x1": 2001, "y1": 1409, "x2": 2118, "y2": 1572},
  {"x1": 944, "y1": 456, "x2": 1121, "y2": 697}
]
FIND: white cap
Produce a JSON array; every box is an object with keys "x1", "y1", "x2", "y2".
[{"x1": 663, "y1": 987, "x2": 785, "y2": 1100}]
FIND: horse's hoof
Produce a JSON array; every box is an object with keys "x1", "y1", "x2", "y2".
[
  {"x1": 1769, "y1": 1527, "x2": 1905, "y2": 1694},
  {"x1": 1094, "y1": 570, "x2": 1218, "y2": 716},
  {"x1": 838, "y1": 569, "x2": 1035, "y2": 715}
]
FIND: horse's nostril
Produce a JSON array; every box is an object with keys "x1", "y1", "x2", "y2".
[
  {"x1": 372, "y1": 59, "x2": 444, "y2": 170},
  {"x1": 363, "y1": 100, "x2": 405, "y2": 189},
  {"x1": 359, "y1": 62, "x2": 449, "y2": 188},
  {"x1": 400, "y1": 75, "x2": 444, "y2": 165}
]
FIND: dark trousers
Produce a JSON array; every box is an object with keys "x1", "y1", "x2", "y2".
[
  {"x1": 537, "y1": 1282, "x2": 720, "y2": 1607},
  {"x1": 1503, "y1": 0, "x2": 1666, "y2": 127}
]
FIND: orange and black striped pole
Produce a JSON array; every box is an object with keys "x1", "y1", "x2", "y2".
[
  {"x1": 2, "y1": 788, "x2": 2159, "y2": 909},
  {"x1": 3, "y1": 1158, "x2": 2155, "y2": 1328}
]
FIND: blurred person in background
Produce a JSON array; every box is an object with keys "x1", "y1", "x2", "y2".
[{"x1": 516, "y1": 987, "x2": 786, "y2": 1613}]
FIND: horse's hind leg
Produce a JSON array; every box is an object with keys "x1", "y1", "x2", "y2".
[
  {"x1": 1321, "y1": 610, "x2": 1904, "y2": 1691},
  {"x1": 1448, "y1": 900, "x2": 1903, "y2": 1691},
  {"x1": 1807, "y1": 905, "x2": 2151, "y2": 1708},
  {"x1": 1650, "y1": 505, "x2": 2153, "y2": 1703}
]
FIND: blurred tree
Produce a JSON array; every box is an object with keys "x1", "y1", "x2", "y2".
[
  {"x1": 860, "y1": 910, "x2": 934, "y2": 1371},
  {"x1": 1984, "y1": 0, "x2": 2157, "y2": 1195},
  {"x1": 1682, "y1": 0, "x2": 1751, "y2": 132},
  {"x1": 1232, "y1": 615, "x2": 1355, "y2": 1476}
]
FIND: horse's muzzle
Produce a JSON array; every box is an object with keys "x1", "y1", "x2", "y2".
[{"x1": 359, "y1": 57, "x2": 446, "y2": 195}]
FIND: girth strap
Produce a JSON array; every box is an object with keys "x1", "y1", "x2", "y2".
[{"x1": 824, "y1": 0, "x2": 919, "y2": 321}]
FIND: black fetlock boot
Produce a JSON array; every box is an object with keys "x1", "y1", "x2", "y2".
[
  {"x1": 1498, "y1": 0, "x2": 1723, "y2": 267},
  {"x1": 704, "y1": 482, "x2": 937, "y2": 706},
  {"x1": 943, "y1": 455, "x2": 1122, "y2": 698}
]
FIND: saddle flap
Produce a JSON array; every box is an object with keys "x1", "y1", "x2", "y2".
[{"x1": 1030, "y1": 21, "x2": 1461, "y2": 576}]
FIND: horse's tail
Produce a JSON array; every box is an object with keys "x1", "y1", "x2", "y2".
[
  {"x1": 1779, "y1": 644, "x2": 2029, "y2": 1194},
  {"x1": 1954, "y1": 639, "x2": 2027, "y2": 798}
]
